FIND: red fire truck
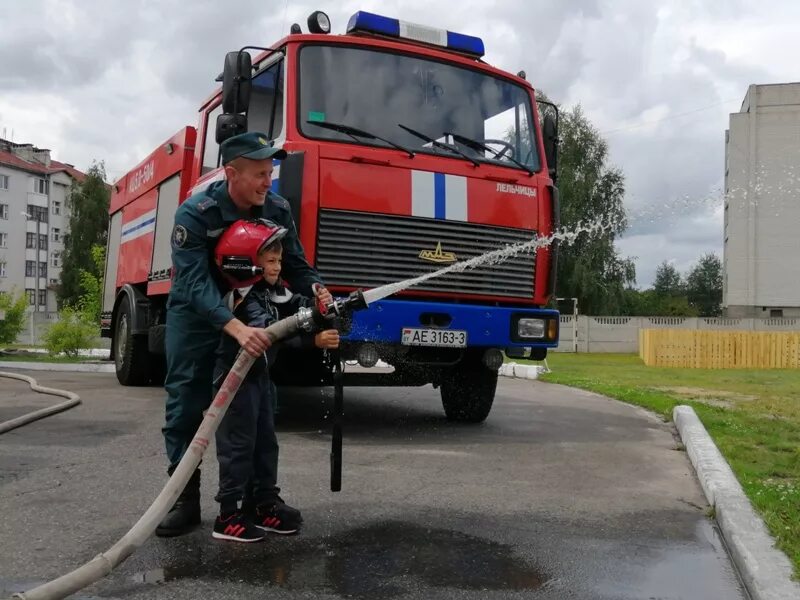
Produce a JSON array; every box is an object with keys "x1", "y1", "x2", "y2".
[{"x1": 101, "y1": 10, "x2": 560, "y2": 422}]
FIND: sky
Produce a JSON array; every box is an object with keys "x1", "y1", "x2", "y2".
[{"x1": 1, "y1": 0, "x2": 798, "y2": 287}]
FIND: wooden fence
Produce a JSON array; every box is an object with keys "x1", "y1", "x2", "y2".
[{"x1": 639, "y1": 329, "x2": 800, "y2": 368}]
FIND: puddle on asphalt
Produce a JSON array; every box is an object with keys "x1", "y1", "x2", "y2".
[
  {"x1": 132, "y1": 568, "x2": 168, "y2": 584},
  {"x1": 595, "y1": 518, "x2": 745, "y2": 599},
  {"x1": 0, "y1": 418, "x2": 133, "y2": 447},
  {"x1": 131, "y1": 521, "x2": 546, "y2": 598}
]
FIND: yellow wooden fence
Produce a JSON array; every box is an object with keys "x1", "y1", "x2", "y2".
[{"x1": 639, "y1": 329, "x2": 800, "y2": 368}]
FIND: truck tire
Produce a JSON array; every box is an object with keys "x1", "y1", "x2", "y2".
[
  {"x1": 440, "y1": 361, "x2": 498, "y2": 423},
  {"x1": 114, "y1": 296, "x2": 150, "y2": 386}
]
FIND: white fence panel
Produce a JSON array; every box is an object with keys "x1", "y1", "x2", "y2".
[{"x1": 554, "y1": 316, "x2": 800, "y2": 353}]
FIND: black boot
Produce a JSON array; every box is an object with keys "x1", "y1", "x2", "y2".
[{"x1": 155, "y1": 468, "x2": 201, "y2": 537}]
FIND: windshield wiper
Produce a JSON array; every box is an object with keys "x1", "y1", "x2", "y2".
[
  {"x1": 397, "y1": 123, "x2": 480, "y2": 168},
  {"x1": 445, "y1": 131, "x2": 534, "y2": 176},
  {"x1": 307, "y1": 120, "x2": 415, "y2": 158}
]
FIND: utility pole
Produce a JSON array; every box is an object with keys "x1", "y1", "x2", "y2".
[
  {"x1": 557, "y1": 297, "x2": 579, "y2": 352},
  {"x1": 21, "y1": 211, "x2": 41, "y2": 312},
  {"x1": 36, "y1": 217, "x2": 41, "y2": 313},
  {"x1": 22, "y1": 211, "x2": 40, "y2": 313},
  {"x1": 22, "y1": 211, "x2": 41, "y2": 344}
]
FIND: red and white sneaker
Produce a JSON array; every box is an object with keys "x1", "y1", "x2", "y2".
[
  {"x1": 254, "y1": 502, "x2": 302, "y2": 534},
  {"x1": 212, "y1": 512, "x2": 265, "y2": 543}
]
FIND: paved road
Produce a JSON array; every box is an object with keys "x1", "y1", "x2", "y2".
[{"x1": 0, "y1": 370, "x2": 746, "y2": 599}]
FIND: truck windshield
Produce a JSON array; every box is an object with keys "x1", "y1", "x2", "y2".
[{"x1": 298, "y1": 44, "x2": 540, "y2": 172}]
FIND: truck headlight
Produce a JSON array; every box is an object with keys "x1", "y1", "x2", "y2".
[{"x1": 517, "y1": 318, "x2": 546, "y2": 339}]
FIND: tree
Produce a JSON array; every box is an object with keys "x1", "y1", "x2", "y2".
[
  {"x1": 0, "y1": 290, "x2": 28, "y2": 344},
  {"x1": 686, "y1": 253, "x2": 723, "y2": 317},
  {"x1": 623, "y1": 288, "x2": 698, "y2": 317},
  {"x1": 553, "y1": 104, "x2": 635, "y2": 314},
  {"x1": 58, "y1": 162, "x2": 110, "y2": 308},
  {"x1": 653, "y1": 261, "x2": 684, "y2": 297},
  {"x1": 77, "y1": 244, "x2": 106, "y2": 325},
  {"x1": 44, "y1": 243, "x2": 105, "y2": 356}
]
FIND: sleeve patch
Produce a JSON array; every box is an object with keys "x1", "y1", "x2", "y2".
[{"x1": 172, "y1": 224, "x2": 188, "y2": 247}]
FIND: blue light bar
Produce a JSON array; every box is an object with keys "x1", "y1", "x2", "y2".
[{"x1": 346, "y1": 11, "x2": 485, "y2": 58}]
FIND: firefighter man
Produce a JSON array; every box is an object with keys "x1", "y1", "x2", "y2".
[{"x1": 156, "y1": 131, "x2": 330, "y2": 537}]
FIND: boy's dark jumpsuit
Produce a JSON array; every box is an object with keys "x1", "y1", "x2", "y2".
[
  {"x1": 156, "y1": 180, "x2": 320, "y2": 536},
  {"x1": 214, "y1": 281, "x2": 314, "y2": 517}
]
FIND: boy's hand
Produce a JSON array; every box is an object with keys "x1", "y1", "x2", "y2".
[
  {"x1": 312, "y1": 283, "x2": 333, "y2": 310},
  {"x1": 314, "y1": 329, "x2": 340, "y2": 349}
]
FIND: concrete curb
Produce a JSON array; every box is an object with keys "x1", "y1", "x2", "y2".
[
  {"x1": 0, "y1": 361, "x2": 115, "y2": 373},
  {"x1": 673, "y1": 405, "x2": 800, "y2": 600},
  {"x1": 498, "y1": 362, "x2": 544, "y2": 379}
]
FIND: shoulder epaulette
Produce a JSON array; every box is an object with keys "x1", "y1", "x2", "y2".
[
  {"x1": 197, "y1": 197, "x2": 219, "y2": 213},
  {"x1": 268, "y1": 192, "x2": 290, "y2": 210}
]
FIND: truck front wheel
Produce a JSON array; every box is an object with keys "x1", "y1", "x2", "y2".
[
  {"x1": 440, "y1": 358, "x2": 498, "y2": 423},
  {"x1": 114, "y1": 295, "x2": 150, "y2": 386}
]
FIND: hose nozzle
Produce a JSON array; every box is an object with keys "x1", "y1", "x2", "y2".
[
  {"x1": 295, "y1": 289, "x2": 369, "y2": 333},
  {"x1": 325, "y1": 290, "x2": 368, "y2": 316}
]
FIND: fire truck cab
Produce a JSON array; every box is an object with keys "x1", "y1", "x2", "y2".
[{"x1": 102, "y1": 10, "x2": 560, "y2": 423}]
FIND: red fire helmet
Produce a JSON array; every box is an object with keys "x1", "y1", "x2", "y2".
[{"x1": 214, "y1": 218, "x2": 288, "y2": 288}]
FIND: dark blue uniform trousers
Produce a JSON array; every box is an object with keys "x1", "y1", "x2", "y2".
[
  {"x1": 162, "y1": 315, "x2": 219, "y2": 470},
  {"x1": 214, "y1": 367, "x2": 280, "y2": 507}
]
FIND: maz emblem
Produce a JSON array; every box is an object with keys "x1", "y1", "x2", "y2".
[{"x1": 419, "y1": 242, "x2": 457, "y2": 264}]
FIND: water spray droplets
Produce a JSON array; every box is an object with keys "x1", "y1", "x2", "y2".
[
  {"x1": 625, "y1": 163, "x2": 800, "y2": 227},
  {"x1": 363, "y1": 217, "x2": 619, "y2": 304}
]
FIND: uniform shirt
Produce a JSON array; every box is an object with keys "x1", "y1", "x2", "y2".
[
  {"x1": 214, "y1": 280, "x2": 315, "y2": 377},
  {"x1": 168, "y1": 180, "x2": 321, "y2": 330}
]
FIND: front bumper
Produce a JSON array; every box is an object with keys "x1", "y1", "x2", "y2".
[{"x1": 341, "y1": 299, "x2": 559, "y2": 348}]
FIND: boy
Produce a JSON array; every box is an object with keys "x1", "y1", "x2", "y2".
[{"x1": 212, "y1": 220, "x2": 338, "y2": 542}]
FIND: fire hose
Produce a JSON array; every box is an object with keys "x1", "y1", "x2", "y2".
[
  {"x1": 0, "y1": 372, "x2": 81, "y2": 435},
  {"x1": 11, "y1": 290, "x2": 368, "y2": 600}
]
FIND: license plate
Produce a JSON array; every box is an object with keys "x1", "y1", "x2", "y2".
[{"x1": 401, "y1": 328, "x2": 467, "y2": 348}]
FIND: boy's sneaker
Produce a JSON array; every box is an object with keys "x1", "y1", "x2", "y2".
[
  {"x1": 244, "y1": 495, "x2": 303, "y2": 522},
  {"x1": 212, "y1": 512, "x2": 265, "y2": 543},
  {"x1": 254, "y1": 502, "x2": 302, "y2": 534},
  {"x1": 274, "y1": 497, "x2": 303, "y2": 523}
]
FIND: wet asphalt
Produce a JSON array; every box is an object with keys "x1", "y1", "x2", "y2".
[{"x1": 0, "y1": 370, "x2": 746, "y2": 599}]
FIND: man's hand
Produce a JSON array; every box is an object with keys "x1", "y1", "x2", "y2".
[
  {"x1": 223, "y1": 319, "x2": 271, "y2": 357},
  {"x1": 236, "y1": 326, "x2": 271, "y2": 357},
  {"x1": 314, "y1": 329, "x2": 340, "y2": 349}
]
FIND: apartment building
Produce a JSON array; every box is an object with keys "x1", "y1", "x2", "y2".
[
  {"x1": 0, "y1": 138, "x2": 86, "y2": 312},
  {"x1": 723, "y1": 83, "x2": 800, "y2": 318}
]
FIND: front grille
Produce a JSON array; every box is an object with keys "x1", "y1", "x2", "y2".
[{"x1": 316, "y1": 209, "x2": 536, "y2": 298}]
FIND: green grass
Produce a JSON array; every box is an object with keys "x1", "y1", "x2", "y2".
[
  {"x1": 0, "y1": 353, "x2": 99, "y2": 363},
  {"x1": 528, "y1": 353, "x2": 800, "y2": 577}
]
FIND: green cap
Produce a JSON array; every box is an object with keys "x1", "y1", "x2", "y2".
[{"x1": 220, "y1": 132, "x2": 288, "y2": 165}]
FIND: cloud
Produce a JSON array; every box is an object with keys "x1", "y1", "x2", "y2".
[
  {"x1": 1, "y1": 0, "x2": 797, "y2": 287},
  {"x1": 618, "y1": 202, "x2": 723, "y2": 286}
]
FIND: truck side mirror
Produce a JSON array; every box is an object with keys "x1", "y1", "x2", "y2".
[
  {"x1": 542, "y1": 113, "x2": 558, "y2": 182},
  {"x1": 222, "y1": 51, "x2": 252, "y2": 114},
  {"x1": 216, "y1": 113, "x2": 247, "y2": 144}
]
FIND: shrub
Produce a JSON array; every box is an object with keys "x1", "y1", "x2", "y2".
[
  {"x1": 42, "y1": 307, "x2": 96, "y2": 357},
  {"x1": 0, "y1": 290, "x2": 28, "y2": 344}
]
